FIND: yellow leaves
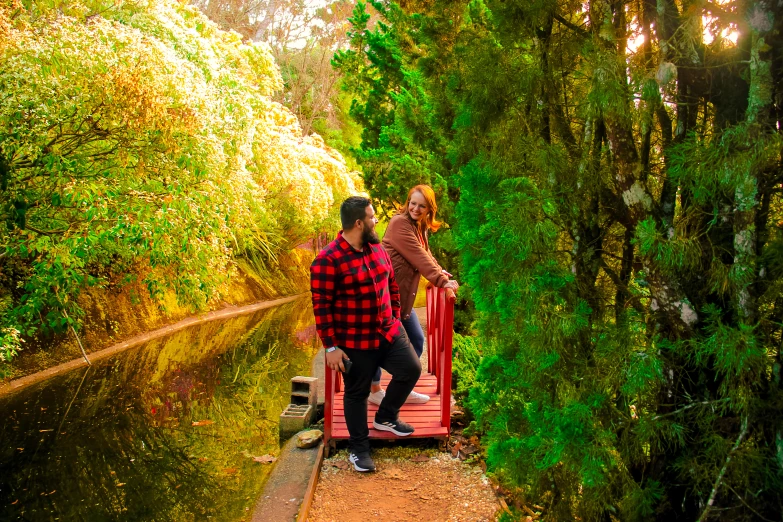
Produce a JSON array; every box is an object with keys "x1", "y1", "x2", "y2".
[
  {"x1": 2, "y1": 0, "x2": 358, "y2": 322},
  {"x1": 241, "y1": 42, "x2": 284, "y2": 96},
  {"x1": 0, "y1": 10, "x2": 13, "y2": 54},
  {"x1": 246, "y1": 96, "x2": 360, "y2": 229}
]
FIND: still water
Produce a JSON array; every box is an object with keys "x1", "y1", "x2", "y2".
[{"x1": 0, "y1": 297, "x2": 319, "y2": 521}]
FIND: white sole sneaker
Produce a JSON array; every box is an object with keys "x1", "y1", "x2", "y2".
[
  {"x1": 405, "y1": 390, "x2": 430, "y2": 404},
  {"x1": 349, "y1": 453, "x2": 376, "y2": 472},
  {"x1": 372, "y1": 419, "x2": 415, "y2": 436}
]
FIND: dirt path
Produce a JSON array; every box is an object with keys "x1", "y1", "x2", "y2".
[{"x1": 307, "y1": 446, "x2": 500, "y2": 522}]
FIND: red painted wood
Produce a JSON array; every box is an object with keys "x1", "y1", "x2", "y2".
[
  {"x1": 333, "y1": 410, "x2": 440, "y2": 419},
  {"x1": 323, "y1": 286, "x2": 454, "y2": 444},
  {"x1": 439, "y1": 293, "x2": 454, "y2": 429},
  {"x1": 377, "y1": 374, "x2": 438, "y2": 383},
  {"x1": 333, "y1": 419, "x2": 450, "y2": 426},
  {"x1": 324, "y1": 357, "x2": 333, "y2": 446},
  {"x1": 331, "y1": 427, "x2": 449, "y2": 439},
  {"x1": 334, "y1": 401, "x2": 442, "y2": 410},
  {"x1": 427, "y1": 284, "x2": 439, "y2": 379},
  {"x1": 332, "y1": 420, "x2": 444, "y2": 429},
  {"x1": 427, "y1": 284, "x2": 435, "y2": 375},
  {"x1": 334, "y1": 404, "x2": 444, "y2": 413}
]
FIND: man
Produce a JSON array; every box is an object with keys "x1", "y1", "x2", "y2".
[{"x1": 311, "y1": 196, "x2": 421, "y2": 472}]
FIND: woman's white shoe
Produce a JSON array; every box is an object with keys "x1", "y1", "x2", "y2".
[
  {"x1": 368, "y1": 389, "x2": 430, "y2": 405},
  {"x1": 405, "y1": 390, "x2": 430, "y2": 404},
  {"x1": 368, "y1": 389, "x2": 386, "y2": 405}
]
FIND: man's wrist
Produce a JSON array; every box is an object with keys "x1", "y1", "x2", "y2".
[{"x1": 325, "y1": 346, "x2": 338, "y2": 353}]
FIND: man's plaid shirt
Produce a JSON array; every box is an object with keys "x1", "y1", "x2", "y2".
[{"x1": 310, "y1": 233, "x2": 401, "y2": 350}]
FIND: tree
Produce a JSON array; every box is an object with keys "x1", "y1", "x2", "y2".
[
  {"x1": 332, "y1": 0, "x2": 465, "y2": 293},
  {"x1": 191, "y1": 0, "x2": 361, "y2": 146},
  {"x1": 333, "y1": 1, "x2": 450, "y2": 217},
  {"x1": 339, "y1": 0, "x2": 783, "y2": 519},
  {"x1": 0, "y1": 0, "x2": 358, "y2": 367}
]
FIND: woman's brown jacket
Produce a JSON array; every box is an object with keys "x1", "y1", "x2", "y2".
[{"x1": 382, "y1": 213, "x2": 449, "y2": 319}]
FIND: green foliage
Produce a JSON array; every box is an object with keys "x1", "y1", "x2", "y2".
[
  {"x1": 619, "y1": 480, "x2": 663, "y2": 522},
  {"x1": 0, "y1": 326, "x2": 23, "y2": 364},
  {"x1": 668, "y1": 125, "x2": 780, "y2": 208},
  {"x1": 311, "y1": 82, "x2": 364, "y2": 172},
  {"x1": 452, "y1": 333, "x2": 481, "y2": 400},
  {"x1": 0, "y1": 0, "x2": 358, "y2": 362},
  {"x1": 338, "y1": 0, "x2": 783, "y2": 519},
  {"x1": 333, "y1": 1, "x2": 451, "y2": 215}
]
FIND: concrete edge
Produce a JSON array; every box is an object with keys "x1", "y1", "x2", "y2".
[
  {"x1": 0, "y1": 293, "x2": 306, "y2": 398},
  {"x1": 296, "y1": 442, "x2": 325, "y2": 522}
]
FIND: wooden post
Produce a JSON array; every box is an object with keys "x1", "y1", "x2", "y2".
[
  {"x1": 440, "y1": 290, "x2": 455, "y2": 430},
  {"x1": 426, "y1": 283, "x2": 436, "y2": 374},
  {"x1": 324, "y1": 353, "x2": 334, "y2": 448}
]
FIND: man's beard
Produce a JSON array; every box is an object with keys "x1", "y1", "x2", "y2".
[{"x1": 362, "y1": 226, "x2": 380, "y2": 245}]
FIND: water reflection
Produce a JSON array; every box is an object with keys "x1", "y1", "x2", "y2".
[{"x1": 0, "y1": 297, "x2": 319, "y2": 521}]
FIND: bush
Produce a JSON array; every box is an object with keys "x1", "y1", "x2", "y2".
[
  {"x1": 0, "y1": 0, "x2": 360, "y2": 361},
  {"x1": 452, "y1": 333, "x2": 481, "y2": 402}
]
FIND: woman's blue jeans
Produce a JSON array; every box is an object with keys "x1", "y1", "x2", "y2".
[{"x1": 372, "y1": 311, "x2": 424, "y2": 385}]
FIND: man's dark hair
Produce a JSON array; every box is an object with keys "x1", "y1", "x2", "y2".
[{"x1": 340, "y1": 196, "x2": 371, "y2": 230}]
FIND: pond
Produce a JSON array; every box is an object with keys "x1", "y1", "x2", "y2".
[{"x1": 0, "y1": 297, "x2": 319, "y2": 521}]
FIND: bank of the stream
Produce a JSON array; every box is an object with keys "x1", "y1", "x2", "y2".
[
  {"x1": 2, "y1": 248, "x2": 314, "y2": 382},
  {"x1": 0, "y1": 296, "x2": 320, "y2": 521}
]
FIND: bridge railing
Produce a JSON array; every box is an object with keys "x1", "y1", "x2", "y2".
[
  {"x1": 426, "y1": 284, "x2": 455, "y2": 429},
  {"x1": 324, "y1": 284, "x2": 455, "y2": 448}
]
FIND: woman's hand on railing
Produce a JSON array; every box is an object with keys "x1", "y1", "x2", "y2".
[{"x1": 444, "y1": 279, "x2": 459, "y2": 300}]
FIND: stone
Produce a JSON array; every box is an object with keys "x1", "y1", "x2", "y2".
[
  {"x1": 279, "y1": 404, "x2": 314, "y2": 440},
  {"x1": 296, "y1": 429, "x2": 323, "y2": 449},
  {"x1": 290, "y1": 376, "x2": 318, "y2": 407}
]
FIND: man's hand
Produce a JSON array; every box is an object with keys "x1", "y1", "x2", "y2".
[
  {"x1": 444, "y1": 279, "x2": 459, "y2": 291},
  {"x1": 326, "y1": 347, "x2": 350, "y2": 372}
]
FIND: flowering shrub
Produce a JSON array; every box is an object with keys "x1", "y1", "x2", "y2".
[
  {"x1": 0, "y1": 327, "x2": 23, "y2": 363},
  {"x1": 0, "y1": 0, "x2": 359, "y2": 361}
]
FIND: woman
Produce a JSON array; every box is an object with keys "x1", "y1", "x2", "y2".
[{"x1": 369, "y1": 184, "x2": 459, "y2": 406}]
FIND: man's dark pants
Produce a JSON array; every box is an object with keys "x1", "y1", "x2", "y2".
[
  {"x1": 372, "y1": 312, "x2": 425, "y2": 383},
  {"x1": 341, "y1": 330, "x2": 421, "y2": 455}
]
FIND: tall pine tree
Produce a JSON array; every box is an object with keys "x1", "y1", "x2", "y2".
[{"x1": 338, "y1": 1, "x2": 783, "y2": 519}]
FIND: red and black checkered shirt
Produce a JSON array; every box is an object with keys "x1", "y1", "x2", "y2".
[{"x1": 310, "y1": 232, "x2": 401, "y2": 350}]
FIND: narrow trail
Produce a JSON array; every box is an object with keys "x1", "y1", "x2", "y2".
[{"x1": 308, "y1": 446, "x2": 499, "y2": 522}]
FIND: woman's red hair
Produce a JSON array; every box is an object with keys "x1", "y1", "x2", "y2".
[{"x1": 400, "y1": 184, "x2": 442, "y2": 234}]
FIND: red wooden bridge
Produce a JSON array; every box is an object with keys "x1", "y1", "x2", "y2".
[{"x1": 323, "y1": 285, "x2": 455, "y2": 455}]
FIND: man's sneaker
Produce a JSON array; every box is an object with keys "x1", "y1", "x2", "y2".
[
  {"x1": 405, "y1": 390, "x2": 430, "y2": 404},
  {"x1": 368, "y1": 389, "x2": 386, "y2": 406},
  {"x1": 349, "y1": 452, "x2": 376, "y2": 472},
  {"x1": 373, "y1": 418, "x2": 415, "y2": 436}
]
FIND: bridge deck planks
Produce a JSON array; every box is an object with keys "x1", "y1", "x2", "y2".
[{"x1": 330, "y1": 372, "x2": 449, "y2": 439}]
